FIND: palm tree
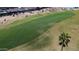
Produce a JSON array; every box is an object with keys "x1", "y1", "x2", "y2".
[{"x1": 59, "y1": 32, "x2": 71, "y2": 51}]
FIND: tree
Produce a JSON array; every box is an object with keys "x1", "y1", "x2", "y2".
[{"x1": 59, "y1": 32, "x2": 71, "y2": 51}]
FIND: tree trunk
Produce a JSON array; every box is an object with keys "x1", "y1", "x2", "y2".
[{"x1": 61, "y1": 45, "x2": 63, "y2": 51}]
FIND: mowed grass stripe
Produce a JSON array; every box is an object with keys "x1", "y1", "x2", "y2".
[
  {"x1": 1, "y1": 13, "x2": 50, "y2": 29},
  {"x1": 0, "y1": 11, "x2": 74, "y2": 50}
]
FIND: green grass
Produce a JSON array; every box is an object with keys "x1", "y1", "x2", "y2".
[{"x1": 0, "y1": 11, "x2": 74, "y2": 50}]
